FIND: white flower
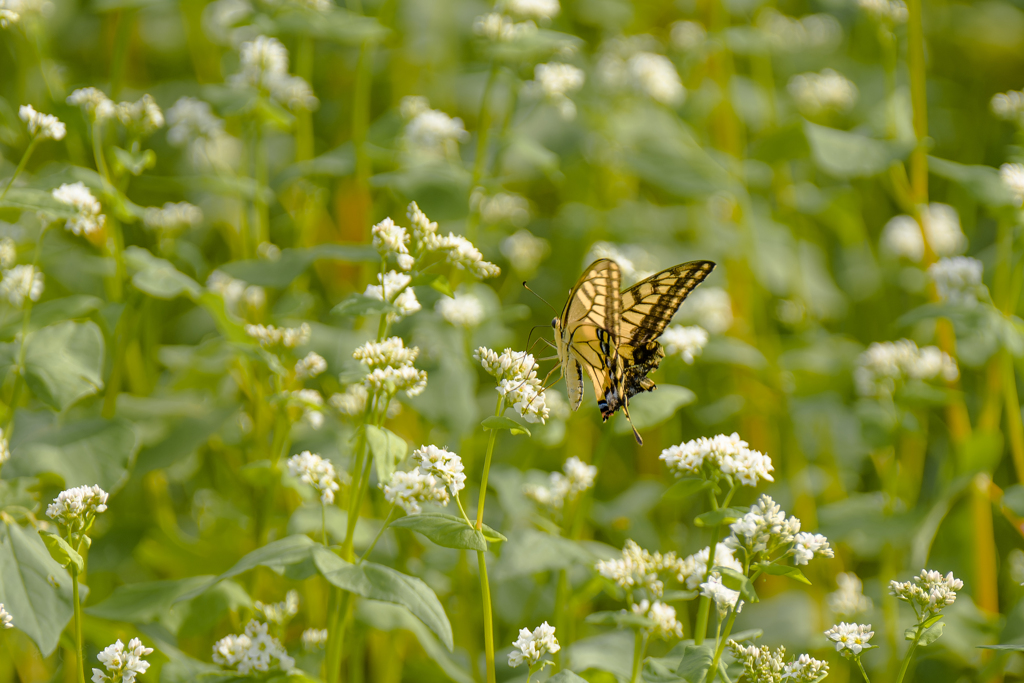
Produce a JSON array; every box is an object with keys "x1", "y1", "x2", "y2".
[
  {"x1": 404, "y1": 108, "x2": 468, "y2": 157},
  {"x1": 287, "y1": 451, "x2": 340, "y2": 504},
  {"x1": 729, "y1": 642, "x2": 786, "y2": 682},
  {"x1": 631, "y1": 600, "x2": 684, "y2": 639},
  {"x1": 302, "y1": 628, "x2": 328, "y2": 650},
  {"x1": 46, "y1": 485, "x2": 108, "y2": 533},
  {"x1": 679, "y1": 286, "x2": 732, "y2": 334},
  {"x1": 295, "y1": 351, "x2": 327, "y2": 379},
  {"x1": 660, "y1": 325, "x2": 708, "y2": 363},
  {"x1": 372, "y1": 217, "x2": 411, "y2": 262},
  {"x1": 114, "y1": 94, "x2": 164, "y2": 135},
  {"x1": 992, "y1": 90, "x2": 1024, "y2": 125},
  {"x1": 208, "y1": 271, "x2": 264, "y2": 316},
  {"x1": 441, "y1": 234, "x2": 501, "y2": 279},
  {"x1": 881, "y1": 214, "x2": 924, "y2": 261},
  {"x1": 400, "y1": 96, "x2": 430, "y2": 120},
  {"x1": 382, "y1": 469, "x2": 449, "y2": 514},
  {"x1": 244, "y1": 323, "x2": 311, "y2": 348},
  {"x1": 677, "y1": 543, "x2": 743, "y2": 590},
  {"x1": 920, "y1": 203, "x2": 966, "y2": 256},
  {"x1": 354, "y1": 337, "x2": 419, "y2": 370},
  {"x1": 700, "y1": 575, "x2": 742, "y2": 615},
  {"x1": 828, "y1": 573, "x2": 873, "y2": 617},
  {"x1": 1001, "y1": 163, "x2": 1024, "y2": 206},
  {"x1": 791, "y1": 532, "x2": 833, "y2": 565},
  {"x1": 144, "y1": 202, "x2": 203, "y2": 232},
  {"x1": 475, "y1": 346, "x2": 548, "y2": 423},
  {"x1": 524, "y1": 456, "x2": 597, "y2": 510},
  {"x1": 508, "y1": 622, "x2": 560, "y2": 668},
  {"x1": 213, "y1": 621, "x2": 294, "y2": 674},
  {"x1": 474, "y1": 190, "x2": 531, "y2": 227},
  {"x1": 503, "y1": 0, "x2": 559, "y2": 20},
  {"x1": 212, "y1": 633, "x2": 251, "y2": 668},
  {"x1": 788, "y1": 68, "x2": 857, "y2": 116},
  {"x1": 473, "y1": 13, "x2": 537, "y2": 42},
  {"x1": 0, "y1": 238, "x2": 16, "y2": 269},
  {"x1": 364, "y1": 270, "x2": 421, "y2": 319},
  {"x1": 330, "y1": 384, "x2": 401, "y2": 418},
  {"x1": 783, "y1": 653, "x2": 830, "y2": 682},
  {"x1": 363, "y1": 366, "x2": 428, "y2": 398},
  {"x1": 671, "y1": 21, "x2": 706, "y2": 50},
  {"x1": 91, "y1": 637, "x2": 153, "y2": 683},
  {"x1": 929, "y1": 256, "x2": 987, "y2": 306},
  {"x1": 858, "y1": 0, "x2": 908, "y2": 23},
  {"x1": 0, "y1": 428, "x2": 8, "y2": 465},
  {"x1": 0, "y1": 603, "x2": 12, "y2": 629},
  {"x1": 594, "y1": 539, "x2": 684, "y2": 598},
  {"x1": 436, "y1": 292, "x2": 485, "y2": 327},
  {"x1": 19, "y1": 104, "x2": 65, "y2": 140},
  {"x1": 724, "y1": 494, "x2": 802, "y2": 559},
  {"x1": 824, "y1": 622, "x2": 874, "y2": 656},
  {"x1": 166, "y1": 97, "x2": 224, "y2": 145},
  {"x1": 234, "y1": 36, "x2": 317, "y2": 110},
  {"x1": 889, "y1": 569, "x2": 963, "y2": 619},
  {"x1": 659, "y1": 432, "x2": 774, "y2": 487},
  {"x1": 532, "y1": 62, "x2": 584, "y2": 119},
  {"x1": 255, "y1": 590, "x2": 300, "y2": 625},
  {"x1": 854, "y1": 338, "x2": 959, "y2": 397},
  {"x1": 628, "y1": 52, "x2": 684, "y2": 106},
  {"x1": 287, "y1": 389, "x2": 324, "y2": 429},
  {"x1": 0, "y1": 264, "x2": 43, "y2": 308},
  {"x1": 52, "y1": 182, "x2": 106, "y2": 237},
  {"x1": 501, "y1": 230, "x2": 549, "y2": 272},
  {"x1": 67, "y1": 87, "x2": 116, "y2": 121},
  {"x1": 412, "y1": 445, "x2": 466, "y2": 497}
]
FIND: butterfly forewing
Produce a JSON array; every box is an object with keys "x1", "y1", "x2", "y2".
[{"x1": 619, "y1": 261, "x2": 717, "y2": 345}]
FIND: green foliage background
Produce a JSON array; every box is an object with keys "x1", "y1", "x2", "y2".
[{"x1": 2, "y1": 0, "x2": 1024, "y2": 681}]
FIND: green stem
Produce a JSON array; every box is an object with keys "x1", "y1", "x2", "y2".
[
  {"x1": 693, "y1": 488, "x2": 723, "y2": 645},
  {"x1": 71, "y1": 566, "x2": 85, "y2": 683},
  {"x1": 478, "y1": 549, "x2": 497, "y2": 683},
  {"x1": 109, "y1": 9, "x2": 135, "y2": 100},
  {"x1": 295, "y1": 36, "x2": 315, "y2": 163},
  {"x1": 358, "y1": 505, "x2": 395, "y2": 563},
  {"x1": 856, "y1": 656, "x2": 872, "y2": 683},
  {"x1": 253, "y1": 120, "x2": 269, "y2": 251},
  {"x1": 321, "y1": 501, "x2": 328, "y2": 547},
  {"x1": 630, "y1": 630, "x2": 646, "y2": 683},
  {"x1": 471, "y1": 64, "x2": 500, "y2": 189},
  {"x1": 553, "y1": 569, "x2": 568, "y2": 671},
  {"x1": 475, "y1": 397, "x2": 504, "y2": 530},
  {"x1": 906, "y1": 0, "x2": 928, "y2": 203},
  {"x1": 0, "y1": 136, "x2": 40, "y2": 203},
  {"x1": 706, "y1": 606, "x2": 741, "y2": 683},
  {"x1": 895, "y1": 633, "x2": 921, "y2": 683}
]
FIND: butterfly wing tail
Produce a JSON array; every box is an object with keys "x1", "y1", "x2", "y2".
[{"x1": 621, "y1": 399, "x2": 643, "y2": 445}]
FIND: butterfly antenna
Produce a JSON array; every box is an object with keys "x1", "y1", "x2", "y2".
[{"x1": 523, "y1": 282, "x2": 558, "y2": 312}]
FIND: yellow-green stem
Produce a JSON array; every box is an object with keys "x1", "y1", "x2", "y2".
[
  {"x1": 895, "y1": 632, "x2": 921, "y2": 683},
  {"x1": 693, "y1": 489, "x2": 722, "y2": 645},
  {"x1": 253, "y1": 123, "x2": 269, "y2": 251},
  {"x1": 906, "y1": 0, "x2": 928, "y2": 203},
  {"x1": 0, "y1": 136, "x2": 40, "y2": 203},
  {"x1": 478, "y1": 549, "x2": 497, "y2": 683},
  {"x1": 705, "y1": 608, "x2": 738, "y2": 683},
  {"x1": 475, "y1": 397, "x2": 504, "y2": 529},
  {"x1": 630, "y1": 630, "x2": 646, "y2": 683},
  {"x1": 856, "y1": 657, "x2": 872, "y2": 683},
  {"x1": 71, "y1": 566, "x2": 85, "y2": 683},
  {"x1": 1003, "y1": 352, "x2": 1024, "y2": 483},
  {"x1": 359, "y1": 505, "x2": 395, "y2": 564}
]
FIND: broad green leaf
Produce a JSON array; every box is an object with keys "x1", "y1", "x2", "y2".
[
  {"x1": 23, "y1": 321, "x2": 104, "y2": 410},
  {"x1": 676, "y1": 643, "x2": 715, "y2": 683},
  {"x1": 219, "y1": 244, "x2": 378, "y2": 288},
  {"x1": 0, "y1": 187, "x2": 78, "y2": 218},
  {"x1": 85, "y1": 576, "x2": 215, "y2": 623},
  {"x1": 124, "y1": 246, "x2": 202, "y2": 300},
  {"x1": 271, "y1": 7, "x2": 389, "y2": 44},
  {"x1": 911, "y1": 621, "x2": 945, "y2": 646},
  {"x1": 757, "y1": 563, "x2": 811, "y2": 585},
  {"x1": 313, "y1": 546, "x2": 454, "y2": 650},
  {"x1": 929, "y1": 156, "x2": 1018, "y2": 210},
  {"x1": 716, "y1": 566, "x2": 759, "y2": 602},
  {"x1": 804, "y1": 121, "x2": 912, "y2": 179},
  {"x1": 110, "y1": 146, "x2": 156, "y2": 176},
  {"x1": 481, "y1": 414, "x2": 531, "y2": 436},
  {"x1": 411, "y1": 272, "x2": 454, "y2": 297},
  {"x1": 175, "y1": 535, "x2": 316, "y2": 602},
  {"x1": 0, "y1": 520, "x2": 74, "y2": 655},
  {"x1": 389, "y1": 512, "x2": 507, "y2": 551},
  {"x1": 0, "y1": 295, "x2": 103, "y2": 339},
  {"x1": 694, "y1": 507, "x2": 747, "y2": 528},
  {"x1": 279, "y1": 143, "x2": 355, "y2": 184},
  {"x1": 979, "y1": 644, "x2": 1024, "y2": 651},
  {"x1": 565, "y1": 630, "x2": 634, "y2": 679},
  {"x1": 663, "y1": 477, "x2": 713, "y2": 500},
  {"x1": 548, "y1": 672, "x2": 589, "y2": 682},
  {"x1": 492, "y1": 529, "x2": 595, "y2": 579},
  {"x1": 613, "y1": 385, "x2": 695, "y2": 435},
  {"x1": 40, "y1": 532, "x2": 83, "y2": 572},
  {"x1": 365, "y1": 425, "x2": 407, "y2": 484}
]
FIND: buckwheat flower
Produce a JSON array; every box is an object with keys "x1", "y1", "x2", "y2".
[
  {"x1": 678, "y1": 543, "x2": 743, "y2": 590},
  {"x1": 372, "y1": 217, "x2": 411, "y2": 261},
  {"x1": 921, "y1": 203, "x2": 966, "y2": 256},
  {"x1": 503, "y1": 0, "x2": 558, "y2": 20},
  {"x1": 475, "y1": 347, "x2": 548, "y2": 423},
  {"x1": 67, "y1": 87, "x2": 116, "y2": 122},
  {"x1": 531, "y1": 62, "x2": 584, "y2": 119},
  {"x1": 660, "y1": 325, "x2": 708, "y2": 364},
  {"x1": 729, "y1": 642, "x2": 786, "y2": 683},
  {"x1": 525, "y1": 456, "x2": 597, "y2": 510},
  {"x1": 144, "y1": 202, "x2": 203, "y2": 232},
  {"x1": 929, "y1": 256, "x2": 986, "y2": 306},
  {"x1": 270, "y1": 74, "x2": 319, "y2": 111},
  {"x1": 473, "y1": 12, "x2": 537, "y2": 42},
  {"x1": 659, "y1": 432, "x2": 774, "y2": 487},
  {"x1": 47, "y1": 485, "x2": 109, "y2": 534},
  {"x1": 671, "y1": 20, "x2": 706, "y2": 50},
  {"x1": 724, "y1": 494, "x2": 802, "y2": 559},
  {"x1": 829, "y1": 573, "x2": 873, "y2": 617},
  {"x1": 1001, "y1": 163, "x2": 1024, "y2": 206},
  {"x1": 213, "y1": 620, "x2": 293, "y2": 674},
  {"x1": 237, "y1": 35, "x2": 289, "y2": 89},
  {"x1": 0, "y1": 264, "x2": 43, "y2": 308},
  {"x1": 364, "y1": 270, "x2": 421, "y2": 319},
  {"x1": 436, "y1": 292, "x2": 485, "y2": 327},
  {"x1": 474, "y1": 190, "x2": 531, "y2": 227},
  {"x1": 330, "y1": 384, "x2": 369, "y2": 416},
  {"x1": 400, "y1": 96, "x2": 430, "y2": 120},
  {"x1": 854, "y1": 339, "x2": 959, "y2": 397},
  {"x1": 287, "y1": 451, "x2": 340, "y2": 504},
  {"x1": 287, "y1": 389, "x2": 324, "y2": 429},
  {"x1": 0, "y1": 604, "x2": 12, "y2": 629},
  {"x1": 212, "y1": 633, "x2": 251, "y2": 669},
  {"x1": 19, "y1": 104, "x2": 65, "y2": 141},
  {"x1": 628, "y1": 52, "x2": 684, "y2": 106},
  {"x1": 52, "y1": 182, "x2": 106, "y2": 237},
  {"x1": 501, "y1": 230, "x2": 549, "y2": 272},
  {"x1": 364, "y1": 366, "x2": 429, "y2": 398},
  {"x1": 442, "y1": 234, "x2": 501, "y2": 279},
  {"x1": 115, "y1": 94, "x2": 164, "y2": 135},
  {"x1": 295, "y1": 351, "x2": 327, "y2": 379},
  {"x1": 825, "y1": 622, "x2": 874, "y2": 656},
  {"x1": 680, "y1": 286, "x2": 732, "y2": 334},
  {"x1": 91, "y1": 637, "x2": 153, "y2": 683},
  {"x1": 412, "y1": 445, "x2": 466, "y2": 497},
  {"x1": 406, "y1": 201, "x2": 448, "y2": 253},
  {"x1": 858, "y1": 0, "x2": 908, "y2": 23},
  {"x1": 631, "y1": 600, "x2": 684, "y2": 639},
  {"x1": 0, "y1": 7, "x2": 19, "y2": 25},
  {"x1": 783, "y1": 654, "x2": 829, "y2": 682},
  {"x1": 403, "y1": 107, "x2": 468, "y2": 157},
  {"x1": 585, "y1": 242, "x2": 641, "y2": 281},
  {"x1": 992, "y1": 89, "x2": 1024, "y2": 125},
  {"x1": 595, "y1": 539, "x2": 683, "y2": 598},
  {"x1": 508, "y1": 622, "x2": 560, "y2": 668},
  {"x1": 788, "y1": 68, "x2": 857, "y2": 116},
  {"x1": 889, "y1": 569, "x2": 963, "y2": 620},
  {"x1": 700, "y1": 575, "x2": 742, "y2": 615},
  {"x1": 255, "y1": 590, "x2": 300, "y2": 625},
  {"x1": 0, "y1": 428, "x2": 8, "y2": 465},
  {"x1": 382, "y1": 469, "x2": 449, "y2": 514},
  {"x1": 244, "y1": 323, "x2": 311, "y2": 349},
  {"x1": 791, "y1": 532, "x2": 833, "y2": 565},
  {"x1": 166, "y1": 97, "x2": 224, "y2": 145},
  {"x1": 207, "y1": 271, "x2": 253, "y2": 314},
  {"x1": 881, "y1": 214, "x2": 925, "y2": 261},
  {"x1": 354, "y1": 337, "x2": 419, "y2": 370},
  {"x1": 302, "y1": 628, "x2": 328, "y2": 650},
  {"x1": 0, "y1": 238, "x2": 15, "y2": 269}
]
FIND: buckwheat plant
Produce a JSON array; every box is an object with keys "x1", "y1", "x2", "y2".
[
  {"x1": 824, "y1": 622, "x2": 875, "y2": 681},
  {"x1": 212, "y1": 620, "x2": 295, "y2": 675},
  {"x1": 889, "y1": 569, "x2": 963, "y2": 682},
  {"x1": 508, "y1": 622, "x2": 560, "y2": 682},
  {"x1": 728, "y1": 642, "x2": 829, "y2": 683}
]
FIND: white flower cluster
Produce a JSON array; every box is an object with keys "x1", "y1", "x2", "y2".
[
  {"x1": 67, "y1": 89, "x2": 163, "y2": 134},
  {"x1": 829, "y1": 572, "x2": 873, "y2": 617},
  {"x1": 286, "y1": 389, "x2": 324, "y2": 429},
  {"x1": 52, "y1": 182, "x2": 105, "y2": 237},
  {"x1": 255, "y1": 590, "x2": 299, "y2": 625},
  {"x1": 889, "y1": 569, "x2": 963, "y2": 620},
  {"x1": 729, "y1": 642, "x2": 829, "y2": 683},
  {"x1": 46, "y1": 484, "x2": 109, "y2": 533},
  {"x1": 627, "y1": 52, "x2": 685, "y2": 106},
  {"x1": 166, "y1": 97, "x2": 239, "y2": 170},
  {"x1": 502, "y1": 0, "x2": 559, "y2": 19},
  {"x1": 302, "y1": 628, "x2": 328, "y2": 650},
  {"x1": 144, "y1": 202, "x2": 203, "y2": 232},
  {"x1": 91, "y1": 638, "x2": 153, "y2": 683},
  {"x1": 436, "y1": 292, "x2": 485, "y2": 327},
  {"x1": 208, "y1": 271, "x2": 265, "y2": 316},
  {"x1": 0, "y1": 238, "x2": 15, "y2": 269},
  {"x1": 660, "y1": 325, "x2": 708, "y2": 364},
  {"x1": 671, "y1": 21, "x2": 706, "y2": 51},
  {"x1": 0, "y1": 0, "x2": 51, "y2": 25},
  {"x1": 474, "y1": 346, "x2": 549, "y2": 423},
  {"x1": 584, "y1": 241, "x2": 647, "y2": 281},
  {"x1": 364, "y1": 271, "x2": 420, "y2": 319},
  {"x1": 0, "y1": 603, "x2": 12, "y2": 629},
  {"x1": 19, "y1": 104, "x2": 65, "y2": 140},
  {"x1": 700, "y1": 574, "x2": 742, "y2": 615},
  {"x1": 679, "y1": 286, "x2": 732, "y2": 334},
  {"x1": 67, "y1": 87, "x2": 116, "y2": 121},
  {"x1": 412, "y1": 445, "x2": 466, "y2": 497},
  {"x1": 287, "y1": 451, "x2": 340, "y2": 504},
  {"x1": 212, "y1": 620, "x2": 295, "y2": 675},
  {"x1": 234, "y1": 36, "x2": 318, "y2": 110},
  {"x1": 330, "y1": 384, "x2": 401, "y2": 419},
  {"x1": 524, "y1": 456, "x2": 597, "y2": 510},
  {"x1": 354, "y1": 337, "x2": 427, "y2": 398},
  {"x1": 473, "y1": 190, "x2": 531, "y2": 227},
  {"x1": 382, "y1": 469, "x2": 449, "y2": 514},
  {"x1": 531, "y1": 62, "x2": 585, "y2": 120},
  {"x1": 659, "y1": 432, "x2": 774, "y2": 487},
  {"x1": 0, "y1": 264, "x2": 43, "y2": 308},
  {"x1": 1001, "y1": 163, "x2": 1024, "y2": 206},
  {"x1": 400, "y1": 99, "x2": 468, "y2": 158},
  {"x1": 244, "y1": 323, "x2": 311, "y2": 349},
  {"x1": 858, "y1": 0, "x2": 908, "y2": 23},
  {"x1": 755, "y1": 9, "x2": 843, "y2": 52},
  {"x1": 678, "y1": 543, "x2": 743, "y2": 590},
  {"x1": 372, "y1": 218, "x2": 415, "y2": 271},
  {"x1": 631, "y1": 599, "x2": 684, "y2": 639},
  {"x1": 501, "y1": 230, "x2": 549, "y2": 273},
  {"x1": 882, "y1": 203, "x2": 966, "y2": 261},
  {"x1": 992, "y1": 89, "x2": 1024, "y2": 126},
  {"x1": 473, "y1": 13, "x2": 538, "y2": 42},
  {"x1": 824, "y1": 622, "x2": 874, "y2": 657},
  {"x1": 0, "y1": 428, "x2": 8, "y2": 465},
  {"x1": 508, "y1": 622, "x2": 560, "y2": 668},
  {"x1": 725, "y1": 494, "x2": 833, "y2": 566},
  {"x1": 788, "y1": 68, "x2": 858, "y2": 116},
  {"x1": 854, "y1": 338, "x2": 959, "y2": 398},
  {"x1": 295, "y1": 351, "x2": 327, "y2": 379},
  {"x1": 595, "y1": 539, "x2": 683, "y2": 598},
  {"x1": 929, "y1": 256, "x2": 987, "y2": 306}
]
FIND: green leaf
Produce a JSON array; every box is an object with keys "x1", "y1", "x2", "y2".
[
  {"x1": 85, "y1": 576, "x2": 215, "y2": 623},
  {"x1": 804, "y1": 121, "x2": 913, "y2": 179},
  {"x1": 175, "y1": 535, "x2": 317, "y2": 602},
  {"x1": 110, "y1": 147, "x2": 156, "y2": 176},
  {"x1": 716, "y1": 566, "x2": 759, "y2": 602},
  {"x1": 675, "y1": 643, "x2": 715, "y2": 683},
  {"x1": 365, "y1": 426, "x2": 408, "y2": 485},
  {"x1": 23, "y1": 321, "x2": 104, "y2": 410},
  {"x1": 390, "y1": 513, "x2": 506, "y2": 551},
  {"x1": 0, "y1": 188, "x2": 79, "y2": 218},
  {"x1": 481, "y1": 414, "x2": 531, "y2": 436},
  {"x1": 332, "y1": 294, "x2": 399, "y2": 318},
  {"x1": 124, "y1": 246, "x2": 203, "y2": 300},
  {"x1": 928, "y1": 156, "x2": 1019, "y2": 210},
  {"x1": 411, "y1": 272, "x2": 454, "y2": 297},
  {"x1": 694, "y1": 507, "x2": 747, "y2": 528},
  {"x1": 757, "y1": 563, "x2": 811, "y2": 585},
  {"x1": 313, "y1": 546, "x2": 454, "y2": 651},
  {"x1": 663, "y1": 477, "x2": 713, "y2": 500},
  {"x1": 613, "y1": 384, "x2": 695, "y2": 435},
  {"x1": 917, "y1": 621, "x2": 945, "y2": 646},
  {"x1": 219, "y1": 244, "x2": 378, "y2": 288},
  {"x1": 270, "y1": 7, "x2": 390, "y2": 44},
  {"x1": 978, "y1": 644, "x2": 1024, "y2": 651},
  {"x1": 548, "y1": 672, "x2": 589, "y2": 682},
  {"x1": 0, "y1": 520, "x2": 75, "y2": 656},
  {"x1": 40, "y1": 532, "x2": 83, "y2": 572},
  {"x1": 492, "y1": 529, "x2": 596, "y2": 580}
]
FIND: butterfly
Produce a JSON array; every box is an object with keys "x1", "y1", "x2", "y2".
[{"x1": 552, "y1": 258, "x2": 716, "y2": 445}]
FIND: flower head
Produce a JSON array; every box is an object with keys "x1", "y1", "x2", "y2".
[
  {"x1": 52, "y1": 182, "x2": 106, "y2": 237},
  {"x1": 475, "y1": 347, "x2": 548, "y2": 423},
  {"x1": 677, "y1": 543, "x2": 743, "y2": 590},
  {"x1": 791, "y1": 532, "x2": 833, "y2": 565},
  {"x1": 91, "y1": 637, "x2": 153, "y2": 683},
  {"x1": 212, "y1": 620, "x2": 294, "y2": 674},
  {"x1": 855, "y1": 339, "x2": 959, "y2": 398},
  {"x1": 678, "y1": 286, "x2": 732, "y2": 334},
  {"x1": 728, "y1": 642, "x2": 828, "y2": 683},
  {"x1": 114, "y1": 94, "x2": 164, "y2": 136},
  {"x1": 595, "y1": 539, "x2": 684, "y2": 598},
  {"x1": 881, "y1": 215, "x2": 924, "y2": 261},
  {"x1": 255, "y1": 590, "x2": 300, "y2": 625},
  {"x1": 501, "y1": 230, "x2": 549, "y2": 272},
  {"x1": 0, "y1": 603, "x2": 12, "y2": 629},
  {"x1": 0, "y1": 238, "x2": 16, "y2": 270},
  {"x1": 1, "y1": 264, "x2": 43, "y2": 308},
  {"x1": 302, "y1": 628, "x2": 328, "y2": 650},
  {"x1": 1002, "y1": 163, "x2": 1024, "y2": 206},
  {"x1": 524, "y1": 456, "x2": 597, "y2": 510},
  {"x1": 144, "y1": 202, "x2": 203, "y2": 233},
  {"x1": 889, "y1": 569, "x2": 963, "y2": 620},
  {"x1": 286, "y1": 389, "x2": 325, "y2": 429},
  {"x1": 631, "y1": 600, "x2": 684, "y2": 639},
  {"x1": 920, "y1": 203, "x2": 966, "y2": 256},
  {"x1": 0, "y1": 429, "x2": 8, "y2": 465},
  {"x1": 628, "y1": 52, "x2": 684, "y2": 106},
  {"x1": 412, "y1": 445, "x2": 466, "y2": 497},
  {"x1": 700, "y1": 575, "x2": 742, "y2": 616},
  {"x1": 287, "y1": 451, "x2": 340, "y2": 504},
  {"x1": 660, "y1": 325, "x2": 708, "y2": 363},
  {"x1": 295, "y1": 351, "x2": 327, "y2": 379},
  {"x1": 724, "y1": 495, "x2": 817, "y2": 564},
  {"x1": 929, "y1": 256, "x2": 987, "y2": 306},
  {"x1": 508, "y1": 622, "x2": 560, "y2": 668},
  {"x1": 403, "y1": 105, "x2": 468, "y2": 157},
  {"x1": 531, "y1": 62, "x2": 585, "y2": 119},
  {"x1": 68, "y1": 87, "x2": 116, "y2": 121},
  {"x1": 825, "y1": 622, "x2": 874, "y2": 657},
  {"x1": 473, "y1": 13, "x2": 538, "y2": 42},
  {"x1": 788, "y1": 68, "x2": 857, "y2": 116},
  {"x1": 436, "y1": 292, "x2": 485, "y2": 327},
  {"x1": 46, "y1": 485, "x2": 109, "y2": 535},
  {"x1": 244, "y1": 323, "x2": 311, "y2": 349},
  {"x1": 19, "y1": 104, "x2": 65, "y2": 140},
  {"x1": 442, "y1": 234, "x2": 501, "y2": 279},
  {"x1": 828, "y1": 573, "x2": 873, "y2": 617},
  {"x1": 382, "y1": 469, "x2": 449, "y2": 514},
  {"x1": 858, "y1": 0, "x2": 908, "y2": 23},
  {"x1": 364, "y1": 271, "x2": 421, "y2": 319},
  {"x1": 659, "y1": 432, "x2": 774, "y2": 487}
]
